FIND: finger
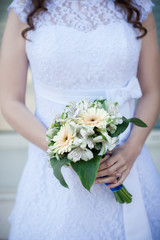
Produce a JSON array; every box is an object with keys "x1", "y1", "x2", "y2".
[
  {"x1": 112, "y1": 165, "x2": 127, "y2": 176},
  {"x1": 106, "y1": 170, "x2": 129, "y2": 189},
  {"x1": 98, "y1": 161, "x2": 122, "y2": 176},
  {"x1": 106, "y1": 175, "x2": 125, "y2": 189},
  {"x1": 94, "y1": 175, "x2": 118, "y2": 184},
  {"x1": 109, "y1": 165, "x2": 127, "y2": 178},
  {"x1": 97, "y1": 165, "x2": 121, "y2": 178},
  {"x1": 98, "y1": 156, "x2": 117, "y2": 171},
  {"x1": 100, "y1": 154, "x2": 110, "y2": 164}
]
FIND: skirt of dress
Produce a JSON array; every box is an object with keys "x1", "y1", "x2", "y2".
[{"x1": 8, "y1": 140, "x2": 160, "y2": 240}]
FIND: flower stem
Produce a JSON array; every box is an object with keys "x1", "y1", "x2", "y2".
[{"x1": 113, "y1": 185, "x2": 132, "y2": 204}]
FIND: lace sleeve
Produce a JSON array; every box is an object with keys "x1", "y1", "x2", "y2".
[
  {"x1": 7, "y1": 0, "x2": 33, "y2": 24},
  {"x1": 132, "y1": 0, "x2": 155, "y2": 22}
]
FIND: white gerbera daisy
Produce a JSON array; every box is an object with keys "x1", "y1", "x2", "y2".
[
  {"x1": 77, "y1": 107, "x2": 109, "y2": 128},
  {"x1": 53, "y1": 124, "x2": 75, "y2": 155}
]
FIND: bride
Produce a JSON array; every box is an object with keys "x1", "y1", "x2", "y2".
[{"x1": 0, "y1": 0, "x2": 160, "y2": 239}]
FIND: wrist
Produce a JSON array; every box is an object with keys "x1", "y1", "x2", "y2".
[
  {"x1": 124, "y1": 137, "x2": 143, "y2": 156},
  {"x1": 41, "y1": 128, "x2": 49, "y2": 152},
  {"x1": 41, "y1": 133, "x2": 49, "y2": 152},
  {"x1": 43, "y1": 141, "x2": 49, "y2": 152}
]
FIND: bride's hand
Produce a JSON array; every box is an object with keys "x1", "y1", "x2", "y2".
[{"x1": 94, "y1": 143, "x2": 140, "y2": 188}]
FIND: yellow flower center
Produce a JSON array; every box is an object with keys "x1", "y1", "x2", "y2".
[
  {"x1": 61, "y1": 134, "x2": 72, "y2": 147},
  {"x1": 77, "y1": 108, "x2": 108, "y2": 128},
  {"x1": 53, "y1": 124, "x2": 75, "y2": 155},
  {"x1": 56, "y1": 126, "x2": 75, "y2": 148},
  {"x1": 85, "y1": 115, "x2": 101, "y2": 125}
]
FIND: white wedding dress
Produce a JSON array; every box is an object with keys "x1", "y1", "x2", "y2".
[{"x1": 7, "y1": 0, "x2": 160, "y2": 239}]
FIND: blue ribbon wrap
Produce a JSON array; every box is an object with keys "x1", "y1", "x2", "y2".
[{"x1": 104, "y1": 183, "x2": 123, "y2": 192}]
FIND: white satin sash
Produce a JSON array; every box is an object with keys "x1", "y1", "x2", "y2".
[
  {"x1": 35, "y1": 76, "x2": 142, "y2": 107},
  {"x1": 123, "y1": 153, "x2": 152, "y2": 240}
]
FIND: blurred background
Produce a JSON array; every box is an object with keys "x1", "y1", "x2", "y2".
[{"x1": 0, "y1": 0, "x2": 160, "y2": 239}]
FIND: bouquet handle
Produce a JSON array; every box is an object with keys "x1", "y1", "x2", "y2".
[{"x1": 104, "y1": 182, "x2": 132, "y2": 204}]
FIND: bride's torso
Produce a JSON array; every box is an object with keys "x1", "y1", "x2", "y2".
[
  {"x1": 8, "y1": 0, "x2": 153, "y2": 136},
  {"x1": 26, "y1": 0, "x2": 142, "y2": 90}
]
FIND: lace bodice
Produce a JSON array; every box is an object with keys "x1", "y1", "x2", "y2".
[
  {"x1": 7, "y1": 0, "x2": 154, "y2": 126},
  {"x1": 7, "y1": 0, "x2": 154, "y2": 91},
  {"x1": 8, "y1": 0, "x2": 154, "y2": 29}
]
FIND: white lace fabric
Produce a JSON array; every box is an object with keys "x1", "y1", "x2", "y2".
[
  {"x1": 6, "y1": 0, "x2": 160, "y2": 240},
  {"x1": 7, "y1": 0, "x2": 155, "y2": 92},
  {"x1": 8, "y1": 0, "x2": 154, "y2": 28},
  {"x1": 42, "y1": 0, "x2": 124, "y2": 32}
]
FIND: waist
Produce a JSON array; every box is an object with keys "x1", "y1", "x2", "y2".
[{"x1": 34, "y1": 76, "x2": 142, "y2": 106}]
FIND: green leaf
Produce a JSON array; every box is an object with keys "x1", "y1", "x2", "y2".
[
  {"x1": 71, "y1": 152, "x2": 101, "y2": 192},
  {"x1": 61, "y1": 112, "x2": 65, "y2": 119},
  {"x1": 50, "y1": 156, "x2": 71, "y2": 188},
  {"x1": 129, "y1": 118, "x2": 147, "y2": 127},
  {"x1": 94, "y1": 99, "x2": 106, "y2": 104},
  {"x1": 109, "y1": 116, "x2": 147, "y2": 138},
  {"x1": 48, "y1": 141, "x2": 54, "y2": 147},
  {"x1": 54, "y1": 121, "x2": 60, "y2": 128},
  {"x1": 110, "y1": 117, "x2": 129, "y2": 137},
  {"x1": 107, "y1": 118, "x2": 112, "y2": 123},
  {"x1": 94, "y1": 99, "x2": 107, "y2": 110},
  {"x1": 92, "y1": 133, "x2": 98, "y2": 138},
  {"x1": 90, "y1": 103, "x2": 95, "y2": 108},
  {"x1": 101, "y1": 134, "x2": 107, "y2": 140},
  {"x1": 102, "y1": 102, "x2": 107, "y2": 111}
]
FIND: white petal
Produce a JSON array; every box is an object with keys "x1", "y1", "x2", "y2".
[
  {"x1": 46, "y1": 148, "x2": 55, "y2": 157},
  {"x1": 98, "y1": 142, "x2": 108, "y2": 156},
  {"x1": 72, "y1": 137, "x2": 82, "y2": 148},
  {"x1": 67, "y1": 147, "x2": 82, "y2": 162},
  {"x1": 81, "y1": 148, "x2": 93, "y2": 161},
  {"x1": 93, "y1": 136, "x2": 103, "y2": 143},
  {"x1": 107, "y1": 137, "x2": 118, "y2": 151},
  {"x1": 80, "y1": 128, "x2": 87, "y2": 138},
  {"x1": 80, "y1": 126, "x2": 94, "y2": 139},
  {"x1": 87, "y1": 139, "x2": 94, "y2": 149},
  {"x1": 80, "y1": 141, "x2": 87, "y2": 150}
]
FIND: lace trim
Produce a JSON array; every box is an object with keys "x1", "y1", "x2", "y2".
[
  {"x1": 132, "y1": 0, "x2": 155, "y2": 22},
  {"x1": 7, "y1": 0, "x2": 155, "y2": 32},
  {"x1": 7, "y1": 0, "x2": 126, "y2": 32},
  {"x1": 37, "y1": 0, "x2": 125, "y2": 32},
  {"x1": 7, "y1": 0, "x2": 33, "y2": 24}
]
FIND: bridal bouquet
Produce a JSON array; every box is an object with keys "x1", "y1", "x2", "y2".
[{"x1": 46, "y1": 99, "x2": 147, "y2": 204}]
